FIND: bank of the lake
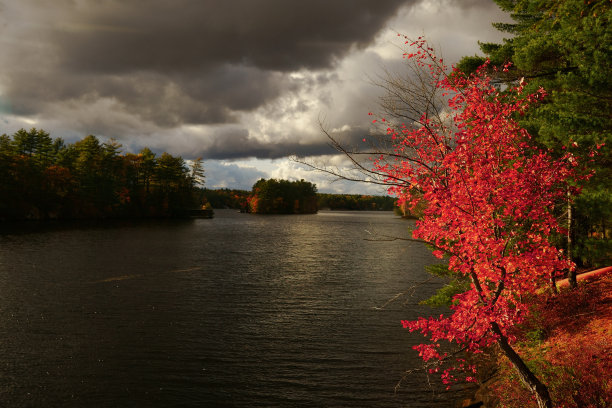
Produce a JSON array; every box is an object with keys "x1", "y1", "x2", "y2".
[{"x1": 455, "y1": 269, "x2": 612, "y2": 408}]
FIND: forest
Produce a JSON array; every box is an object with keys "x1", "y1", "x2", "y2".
[{"x1": 0, "y1": 129, "x2": 205, "y2": 220}]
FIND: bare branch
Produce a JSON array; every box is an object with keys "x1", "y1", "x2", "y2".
[{"x1": 373, "y1": 276, "x2": 436, "y2": 310}]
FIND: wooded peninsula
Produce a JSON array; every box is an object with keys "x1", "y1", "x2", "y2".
[{"x1": 0, "y1": 129, "x2": 206, "y2": 220}]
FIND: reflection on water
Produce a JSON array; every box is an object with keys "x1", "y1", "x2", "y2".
[{"x1": 0, "y1": 210, "x2": 458, "y2": 407}]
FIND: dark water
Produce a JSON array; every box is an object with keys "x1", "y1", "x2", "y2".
[{"x1": 0, "y1": 210, "x2": 459, "y2": 407}]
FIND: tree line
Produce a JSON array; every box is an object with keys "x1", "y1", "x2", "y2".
[
  {"x1": 0, "y1": 128, "x2": 205, "y2": 220},
  {"x1": 202, "y1": 187, "x2": 396, "y2": 212},
  {"x1": 201, "y1": 188, "x2": 251, "y2": 211},
  {"x1": 317, "y1": 193, "x2": 395, "y2": 211}
]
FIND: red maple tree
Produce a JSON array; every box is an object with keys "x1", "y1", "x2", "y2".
[{"x1": 372, "y1": 37, "x2": 582, "y2": 408}]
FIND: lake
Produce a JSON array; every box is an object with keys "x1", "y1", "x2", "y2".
[{"x1": 0, "y1": 210, "x2": 463, "y2": 407}]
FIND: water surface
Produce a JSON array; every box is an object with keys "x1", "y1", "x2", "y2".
[{"x1": 0, "y1": 210, "x2": 458, "y2": 407}]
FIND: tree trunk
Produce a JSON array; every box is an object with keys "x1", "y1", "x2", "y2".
[
  {"x1": 567, "y1": 190, "x2": 577, "y2": 289},
  {"x1": 549, "y1": 273, "x2": 558, "y2": 294},
  {"x1": 491, "y1": 322, "x2": 552, "y2": 408}
]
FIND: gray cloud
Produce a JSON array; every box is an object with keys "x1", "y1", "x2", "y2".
[
  {"x1": 186, "y1": 125, "x2": 370, "y2": 161},
  {"x1": 205, "y1": 160, "x2": 267, "y2": 190},
  {"x1": 48, "y1": 0, "x2": 407, "y2": 73},
  {"x1": 0, "y1": 0, "x2": 407, "y2": 132},
  {"x1": 0, "y1": 0, "x2": 508, "y2": 184}
]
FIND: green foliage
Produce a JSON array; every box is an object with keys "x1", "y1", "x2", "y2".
[
  {"x1": 523, "y1": 328, "x2": 546, "y2": 344},
  {"x1": 420, "y1": 263, "x2": 471, "y2": 307},
  {"x1": 419, "y1": 280, "x2": 471, "y2": 307},
  {"x1": 455, "y1": 55, "x2": 487, "y2": 77},
  {"x1": 424, "y1": 263, "x2": 453, "y2": 278},
  {"x1": 0, "y1": 128, "x2": 204, "y2": 220}
]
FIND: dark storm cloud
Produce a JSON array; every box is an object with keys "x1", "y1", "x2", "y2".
[
  {"x1": 179, "y1": 65, "x2": 292, "y2": 112},
  {"x1": 50, "y1": 0, "x2": 408, "y2": 74},
  {"x1": 203, "y1": 129, "x2": 328, "y2": 160},
  {"x1": 201, "y1": 125, "x2": 370, "y2": 161},
  {"x1": 0, "y1": 0, "x2": 506, "y2": 165},
  {"x1": 1, "y1": 0, "x2": 408, "y2": 132}
]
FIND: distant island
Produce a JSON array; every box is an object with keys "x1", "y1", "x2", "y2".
[
  {"x1": 246, "y1": 178, "x2": 318, "y2": 214},
  {"x1": 202, "y1": 183, "x2": 397, "y2": 214}
]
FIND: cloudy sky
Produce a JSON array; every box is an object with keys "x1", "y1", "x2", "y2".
[{"x1": 0, "y1": 0, "x2": 510, "y2": 193}]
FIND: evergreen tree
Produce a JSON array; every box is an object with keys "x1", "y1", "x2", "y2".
[{"x1": 190, "y1": 157, "x2": 206, "y2": 188}]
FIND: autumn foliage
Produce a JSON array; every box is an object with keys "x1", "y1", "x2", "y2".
[{"x1": 371, "y1": 37, "x2": 585, "y2": 403}]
